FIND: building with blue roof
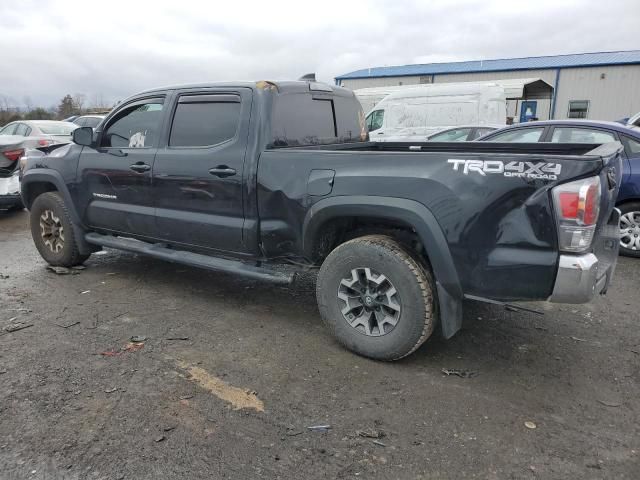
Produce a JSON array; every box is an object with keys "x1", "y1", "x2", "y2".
[{"x1": 335, "y1": 50, "x2": 640, "y2": 122}]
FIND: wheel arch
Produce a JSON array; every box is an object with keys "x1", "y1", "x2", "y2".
[
  {"x1": 21, "y1": 170, "x2": 81, "y2": 224},
  {"x1": 22, "y1": 170, "x2": 96, "y2": 255},
  {"x1": 303, "y1": 196, "x2": 464, "y2": 338}
]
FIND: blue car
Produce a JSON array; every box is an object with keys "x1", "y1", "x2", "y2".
[{"x1": 479, "y1": 120, "x2": 640, "y2": 257}]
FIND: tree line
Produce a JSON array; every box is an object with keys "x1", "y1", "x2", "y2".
[{"x1": 0, "y1": 93, "x2": 113, "y2": 126}]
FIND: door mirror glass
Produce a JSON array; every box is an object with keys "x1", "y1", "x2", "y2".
[{"x1": 72, "y1": 126, "x2": 94, "y2": 146}]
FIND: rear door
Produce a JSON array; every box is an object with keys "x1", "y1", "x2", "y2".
[
  {"x1": 152, "y1": 88, "x2": 251, "y2": 253},
  {"x1": 76, "y1": 96, "x2": 166, "y2": 238}
]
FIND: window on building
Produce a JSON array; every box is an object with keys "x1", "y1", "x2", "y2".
[
  {"x1": 550, "y1": 127, "x2": 615, "y2": 144},
  {"x1": 568, "y1": 100, "x2": 589, "y2": 119},
  {"x1": 170, "y1": 97, "x2": 241, "y2": 147},
  {"x1": 419, "y1": 75, "x2": 433, "y2": 84}
]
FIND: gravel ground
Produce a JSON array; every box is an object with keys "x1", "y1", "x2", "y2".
[{"x1": 1, "y1": 209, "x2": 638, "y2": 479}]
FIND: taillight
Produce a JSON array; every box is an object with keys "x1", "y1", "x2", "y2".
[
  {"x1": 38, "y1": 139, "x2": 52, "y2": 146},
  {"x1": 2, "y1": 148, "x2": 25, "y2": 162},
  {"x1": 551, "y1": 176, "x2": 601, "y2": 252}
]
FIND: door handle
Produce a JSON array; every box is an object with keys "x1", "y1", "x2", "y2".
[
  {"x1": 129, "y1": 162, "x2": 151, "y2": 173},
  {"x1": 209, "y1": 166, "x2": 236, "y2": 178}
]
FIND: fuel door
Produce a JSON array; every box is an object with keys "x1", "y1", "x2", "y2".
[{"x1": 307, "y1": 169, "x2": 335, "y2": 196}]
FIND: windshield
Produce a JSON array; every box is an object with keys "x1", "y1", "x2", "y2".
[{"x1": 34, "y1": 122, "x2": 78, "y2": 135}]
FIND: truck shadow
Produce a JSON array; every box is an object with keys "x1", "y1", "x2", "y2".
[{"x1": 84, "y1": 249, "x2": 601, "y2": 382}]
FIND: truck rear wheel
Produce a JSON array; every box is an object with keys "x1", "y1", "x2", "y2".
[
  {"x1": 316, "y1": 235, "x2": 436, "y2": 361},
  {"x1": 30, "y1": 192, "x2": 90, "y2": 267}
]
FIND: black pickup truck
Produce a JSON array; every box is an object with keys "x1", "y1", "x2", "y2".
[{"x1": 20, "y1": 79, "x2": 622, "y2": 360}]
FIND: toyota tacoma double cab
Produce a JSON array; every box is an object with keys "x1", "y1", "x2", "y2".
[{"x1": 20, "y1": 79, "x2": 622, "y2": 360}]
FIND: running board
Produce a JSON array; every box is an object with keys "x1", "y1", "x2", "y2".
[{"x1": 84, "y1": 232, "x2": 294, "y2": 284}]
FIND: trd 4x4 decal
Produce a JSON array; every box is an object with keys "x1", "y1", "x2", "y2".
[{"x1": 447, "y1": 159, "x2": 562, "y2": 180}]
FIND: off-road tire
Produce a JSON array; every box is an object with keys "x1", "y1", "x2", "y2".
[
  {"x1": 619, "y1": 202, "x2": 640, "y2": 258},
  {"x1": 316, "y1": 235, "x2": 437, "y2": 361},
  {"x1": 30, "y1": 192, "x2": 90, "y2": 267}
]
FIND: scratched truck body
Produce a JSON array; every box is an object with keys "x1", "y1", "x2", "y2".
[{"x1": 20, "y1": 79, "x2": 622, "y2": 360}]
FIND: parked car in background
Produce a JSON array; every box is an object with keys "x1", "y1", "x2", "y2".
[
  {"x1": 63, "y1": 115, "x2": 79, "y2": 123},
  {"x1": 0, "y1": 120, "x2": 78, "y2": 146},
  {"x1": 426, "y1": 125, "x2": 500, "y2": 142},
  {"x1": 0, "y1": 137, "x2": 29, "y2": 210},
  {"x1": 73, "y1": 115, "x2": 105, "y2": 129},
  {"x1": 626, "y1": 111, "x2": 640, "y2": 130},
  {"x1": 478, "y1": 120, "x2": 640, "y2": 257},
  {"x1": 365, "y1": 83, "x2": 506, "y2": 142}
]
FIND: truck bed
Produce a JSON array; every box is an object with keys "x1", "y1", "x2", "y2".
[{"x1": 273, "y1": 141, "x2": 602, "y2": 156}]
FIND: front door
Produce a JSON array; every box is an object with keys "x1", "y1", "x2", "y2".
[
  {"x1": 152, "y1": 89, "x2": 251, "y2": 253},
  {"x1": 76, "y1": 97, "x2": 166, "y2": 238},
  {"x1": 520, "y1": 101, "x2": 537, "y2": 123}
]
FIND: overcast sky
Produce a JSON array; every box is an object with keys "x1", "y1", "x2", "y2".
[{"x1": 0, "y1": 0, "x2": 638, "y2": 109}]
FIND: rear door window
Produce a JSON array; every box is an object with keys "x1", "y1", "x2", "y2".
[
  {"x1": 14, "y1": 123, "x2": 29, "y2": 136},
  {"x1": 101, "y1": 100, "x2": 164, "y2": 148},
  {"x1": 429, "y1": 128, "x2": 473, "y2": 142},
  {"x1": 621, "y1": 135, "x2": 640, "y2": 157},
  {"x1": 550, "y1": 127, "x2": 616, "y2": 144},
  {"x1": 486, "y1": 127, "x2": 545, "y2": 143},
  {"x1": 169, "y1": 95, "x2": 241, "y2": 147},
  {"x1": 472, "y1": 127, "x2": 496, "y2": 139}
]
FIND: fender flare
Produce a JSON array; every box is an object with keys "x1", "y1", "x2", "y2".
[
  {"x1": 21, "y1": 169, "x2": 96, "y2": 255},
  {"x1": 303, "y1": 195, "x2": 464, "y2": 338}
]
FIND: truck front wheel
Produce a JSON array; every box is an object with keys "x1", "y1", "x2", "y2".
[
  {"x1": 316, "y1": 235, "x2": 436, "y2": 361},
  {"x1": 30, "y1": 192, "x2": 90, "y2": 267}
]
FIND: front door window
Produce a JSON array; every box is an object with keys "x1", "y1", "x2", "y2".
[{"x1": 101, "y1": 102, "x2": 164, "y2": 148}]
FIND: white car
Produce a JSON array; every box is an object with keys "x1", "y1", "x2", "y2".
[{"x1": 0, "y1": 120, "x2": 78, "y2": 146}]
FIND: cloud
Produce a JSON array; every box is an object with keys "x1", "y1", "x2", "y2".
[{"x1": 0, "y1": 0, "x2": 637, "y2": 108}]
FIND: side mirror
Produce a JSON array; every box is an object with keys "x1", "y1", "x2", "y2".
[{"x1": 72, "y1": 126, "x2": 94, "y2": 147}]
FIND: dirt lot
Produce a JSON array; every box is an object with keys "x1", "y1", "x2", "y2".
[{"x1": 0, "y1": 209, "x2": 638, "y2": 479}]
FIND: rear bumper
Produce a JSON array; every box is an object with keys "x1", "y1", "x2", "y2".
[
  {"x1": 0, "y1": 171, "x2": 23, "y2": 208},
  {"x1": 548, "y1": 208, "x2": 620, "y2": 304}
]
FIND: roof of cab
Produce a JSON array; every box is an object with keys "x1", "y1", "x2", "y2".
[{"x1": 137, "y1": 80, "x2": 353, "y2": 97}]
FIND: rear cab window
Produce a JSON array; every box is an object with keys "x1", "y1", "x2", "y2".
[{"x1": 270, "y1": 91, "x2": 366, "y2": 147}]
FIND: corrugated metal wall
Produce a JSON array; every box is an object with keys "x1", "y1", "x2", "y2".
[
  {"x1": 553, "y1": 65, "x2": 640, "y2": 120},
  {"x1": 340, "y1": 76, "x2": 423, "y2": 89},
  {"x1": 339, "y1": 64, "x2": 640, "y2": 121}
]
